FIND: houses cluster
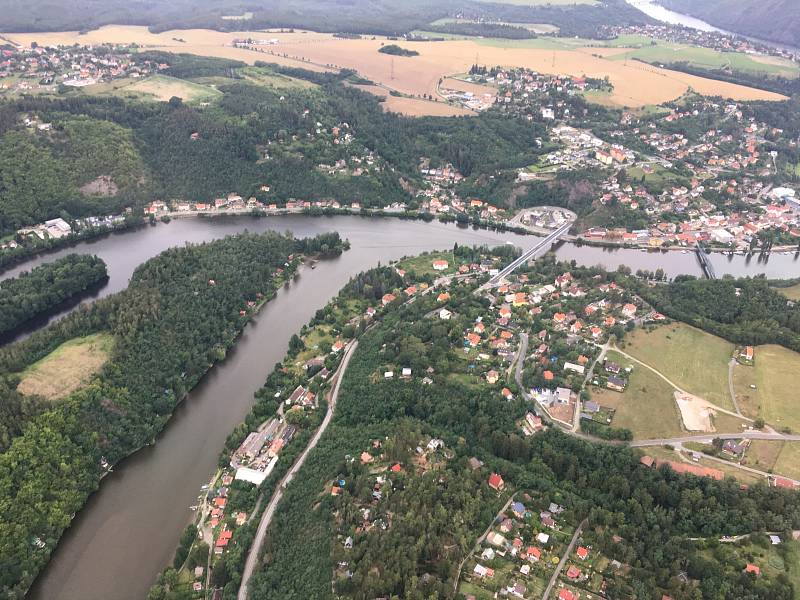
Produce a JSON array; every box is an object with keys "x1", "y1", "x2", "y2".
[
  {"x1": 0, "y1": 42, "x2": 159, "y2": 94},
  {"x1": 229, "y1": 416, "x2": 297, "y2": 486}
]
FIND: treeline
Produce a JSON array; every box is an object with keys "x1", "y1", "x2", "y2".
[
  {"x1": 0, "y1": 231, "x2": 343, "y2": 598},
  {"x1": 654, "y1": 60, "x2": 800, "y2": 96},
  {"x1": 0, "y1": 254, "x2": 107, "y2": 335},
  {"x1": 634, "y1": 275, "x2": 800, "y2": 353},
  {"x1": 135, "y1": 51, "x2": 246, "y2": 79},
  {"x1": 425, "y1": 22, "x2": 537, "y2": 39}
]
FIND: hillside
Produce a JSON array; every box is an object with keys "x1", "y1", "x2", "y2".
[{"x1": 660, "y1": 0, "x2": 800, "y2": 48}]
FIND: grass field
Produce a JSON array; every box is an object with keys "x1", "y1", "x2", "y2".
[
  {"x1": 589, "y1": 350, "x2": 684, "y2": 439},
  {"x1": 238, "y1": 66, "x2": 317, "y2": 89},
  {"x1": 774, "y1": 282, "x2": 800, "y2": 301},
  {"x1": 607, "y1": 40, "x2": 800, "y2": 79},
  {"x1": 733, "y1": 344, "x2": 800, "y2": 431},
  {"x1": 17, "y1": 332, "x2": 114, "y2": 400},
  {"x1": 618, "y1": 323, "x2": 735, "y2": 410},
  {"x1": 397, "y1": 250, "x2": 457, "y2": 277},
  {"x1": 86, "y1": 74, "x2": 222, "y2": 103},
  {"x1": 8, "y1": 26, "x2": 786, "y2": 114},
  {"x1": 744, "y1": 440, "x2": 800, "y2": 481}
]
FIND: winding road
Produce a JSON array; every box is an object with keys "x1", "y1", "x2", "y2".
[{"x1": 237, "y1": 338, "x2": 358, "y2": 600}]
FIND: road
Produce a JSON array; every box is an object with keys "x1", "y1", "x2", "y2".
[
  {"x1": 631, "y1": 432, "x2": 800, "y2": 447},
  {"x1": 237, "y1": 339, "x2": 358, "y2": 600},
  {"x1": 480, "y1": 220, "x2": 573, "y2": 291},
  {"x1": 541, "y1": 518, "x2": 587, "y2": 600}
]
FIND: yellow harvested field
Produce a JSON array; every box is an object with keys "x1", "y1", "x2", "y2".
[
  {"x1": 7, "y1": 26, "x2": 786, "y2": 113},
  {"x1": 17, "y1": 333, "x2": 114, "y2": 401},
  {"x1": 348, "y1": 83, "x2": 474, "y2": 116}
]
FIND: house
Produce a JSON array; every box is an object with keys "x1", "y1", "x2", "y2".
[
  {"x1": 486, "y1": 370, "x2": 499, "y2": 384},
  {"x1": 508, "y1": 582, "x2": 526, "y2": 598},
  {"x1": 576, "y1": 546, "x2": 589, "y2": 560},
  {"x1": 437, "y1": 292, "x2": 450, "y2": 302},
  {"x1": 745, "y1": 563, "x2": 761, "y2": 576},
  {"x1": 741, "y1": 346, "x2": 754, "y2": 361},
  {"x1": 381, "y1": 293, "x2": 396, "y2": 306},
  {"x1": 543, "y1": 370, "x2": 554, "y2": 381},
  {"x1": 606, "y1": 376, "x2": 626, "y2": 392},
  {"x1": 723, "y1": 439, "x2": 746, "y2": 456},
  {"x1": 621, "y1": 303, "x2": 637, "y2": 317},
  {"x1": 488, "y1": 472, "x2": 505, "y2": 491},
  {"x1": 466, "y1": 333, "x2": 481, "y2": 347},
  {"x1": 432, "y1": 259, "x2": 449, "y2": 271},
  {"x1": 541, "y1": 515, "x2": 556, "y2": 529},
  {"x1": 481, "y1": 548, "x2": 496, "y2": 561},
  {"x1": 640, "y1": 455, "x2": 655, "y2": 468},
  {"x1": 559, "y1": 590, "x2": 576, "y2": 600},
  {"x1": 499, "y1": 518, "x2": 514, "y2": 533},
  {"x1": 360, "y1": 452, "x2": 374, "y2": 464},
  {"x1": 605, "y1": 361, "x2": 621, "y2": 374},
  {"x1": 511, "y1": 501, "x2": 526, "y2": 518},
  {"x1": 487, "y1": 531, "x2": 508, "y2": 547},
  {"x1": 564, "y1": 362, "x2": 585, "y2": 375},
  {"x1": 526, "y1": 546, "x2": 542, "y2": 562},
  {"x1": 390, "y1": 463, "x2": 402, "y2": 473},
  {"x1": 473, "y1": 564, "x2": 494, "y2": 579},
  {"x1": 566, "y1": 565, "x2": 581, "y2": 580},
  {"x1": 331, "y1": 340, "x2": 344, "y2": 353},
  {"x1": 536, "y1": 532, "x2": 549, "y2": 544},
  {"x1": 401, "y1": 367, "x2": 412, "y2": 378},
  {"x1": 439, "y1": 308, "x2": 452, "y2": 320},
  {"x1": 501, "y1": 387, "x2": 514, "y2": 400},
  {"x1": 468, "y1": 457, "x2": 484, "y2": 470}
]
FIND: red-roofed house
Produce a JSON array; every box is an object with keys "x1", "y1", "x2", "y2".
[
  {"x1": 745, "y1": 563, "x2": 761, "y2": 576},
  {"x1": 576, "y1": 546, "x2": 589, "y2": 560},
  {"x1": 566, "y1": 565, "x2": 581, "y2": 580},
  {"x1": 488, "y1": 472, "x2": 505, "y2": 491}
]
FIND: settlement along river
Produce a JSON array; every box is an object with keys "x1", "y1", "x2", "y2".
[{"x1": 12, "y1": 214, "x2": 797, "y2": 600}]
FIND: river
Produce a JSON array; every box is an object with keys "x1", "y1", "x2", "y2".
[
  {"x1": 626, "y1": 0, "x2": 800, "y2": 54},
  {"x1": 12, "y1": 214, "x2": 797, "y2": 600}
]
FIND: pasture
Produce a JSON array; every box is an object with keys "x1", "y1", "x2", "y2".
[
  {"x1": 7, "y1": 25, "x2": 786, "y2": 115},
  {"x1": 734, "y1": 344, "x2": 800, "y2": 432},
  {"x1": 618, "y1": 323, "x2": 735, "y2": 411},
  {"x1": 17, "y1": 332, "x2": 114, "y2": 401}
]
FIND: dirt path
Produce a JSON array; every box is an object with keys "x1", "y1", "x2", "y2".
[
  {"x1": 728, "y1": 358, "x2": 744, "y2": 416},
  {"x1": 237, "y1": 339, "x2": 358, "y2": 600}
]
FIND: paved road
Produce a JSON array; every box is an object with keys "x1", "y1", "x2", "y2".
[
  {"x1": 631, "y1": 432, "x2": 800, "y2": 447},
  {"x1": 542, "y1": 518, "x2": 587, "y2": 600},
  {"x1": 237, "y1": 339, "x2": 358, "y2": 600}
]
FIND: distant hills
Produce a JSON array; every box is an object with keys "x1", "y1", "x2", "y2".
[
  {"x1": 0, "y1": 0, "x2": 650, "y2": 38},
  {"x1": 660, "y1": 0, "x2": 800, "y2": 48}
]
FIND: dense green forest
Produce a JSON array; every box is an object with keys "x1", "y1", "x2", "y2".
[
  {"x1": 377, "y1": 44, "x2": 419, "y2": 57},
  {"x1": 244, "y1": 263, "x2": 800, "y2": 600},
  {"x1": 0, "y1": 0, "x2": 650, "y2": 38},
  {"x1": 0, "y1": 254, "x2": 107, "y2": 335},
  {"x1": 0, "y1": 231, "x2": 345, "y2": 598},
  {"x1": 424, "y1": 22, "x2": 537, "y2": 40},
  {"x1": 634, "y1": 275, "x2": 800, "y2": 353},
  {"x1": 0, "y1": 59, "x2": 547, "y2": 233}
]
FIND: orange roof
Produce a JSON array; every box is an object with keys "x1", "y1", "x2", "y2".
[
  {"x1": 488, "y1": 472, "x2": 504, "y2": 490},
  {"x1": 390, "y1": 463, "x2": 402, "y2": 473},
  {"x1": 576, "y1": 546, "x2": 589, "y2": 560},
  {"x1": 745, "y1": 563, "x2": 761, "y2": 576},
  {"x1": 543, "y1": 370, "x2": 554, "y2": 381},
  {"x1": 553, "y1": 312, "x2": 566, "y2": 323}
]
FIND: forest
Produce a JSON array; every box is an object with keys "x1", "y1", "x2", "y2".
[
  {"x1": 243, "y1": 260, "x2": 800, "y2": 600},
  {"x1": 0, "y1": 230, "x2": 345, "y2": 599},
  {"x1": 0, "y1": 0, "x2": 651, "y2": 38},
  {"x1": 634, "y1": 275, "x2": 800, "y2": 353},
  {"x1": 0, "y1": 254, "x2": 107, "y2": 335},
  {"x1": 0, "y1": 60, "x2": 547, "y2": 233}
]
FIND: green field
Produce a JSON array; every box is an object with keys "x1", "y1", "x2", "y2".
[
  {"x1": 774, "y1": 282, "x2": 800, "y2": 301},
  {"x1": 17, "y1": 332, "x2": 114, "y2": 400},
  {"x1": 734, "y1": 344, "x2": 800, "y2": 431},
  {"x1": 589, "y1": 350, "x2": 684, "y2": 439},
  {"x1": 607, "y1": 39, "x2": 800, "y2": 78},
  {"x1": 85, "y1": 74, "x2": 222, "y2": 103},
  {"x1": 238, "y1": 66, "x2": 318, "y2": 89},
  {"x1": 618, "y1": 324, "x2": 735, "y2": 411},
  {"x1": 396, "y1": 250, "x2": 456, "y2": 277}
]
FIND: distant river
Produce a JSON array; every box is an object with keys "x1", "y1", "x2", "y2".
[
  {"x1": 625, "y1": 0, "x2": 800, "y2": 54},
  {"x1": 9, "y1": 214, "x2": 796, "y2": 600}
]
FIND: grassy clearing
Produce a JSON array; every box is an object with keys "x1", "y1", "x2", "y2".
[
  {"x1": 607, "y1": 41, "x2": 800, "y2": 78},
  {"x1": 618, "y1": 323, "x2": 734, "y2": 411},
  {"x1": 397, "y1": 250, "x2": 456, "y2": 277},
  {"x1": 239, "y1": 66, "x2": 317, "y2": 89},
  {"x1": 589, "y1": 350, "x2": 684, "y2": 439},
  {"x1": 774, "y1": 282, "x2": 800, "y2": 301},
  {"x1": 17, "y1": 332, "x2": 114, "y2": 400},
  {"x1": 734, "y1": 344, "x2": 800, "y2": 432},
  {"x1": 773, "y1": 443, "x2": 800, "y2": 481},
  {"x1": 87, "y1": 74, "x2": 222, "y2": 103}
]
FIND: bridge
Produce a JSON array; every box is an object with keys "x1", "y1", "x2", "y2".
[
  {"x1": 695, "y1": 242, "x2": 717, "y2": 279},
  {"x1": 480, "y1": 221, "x2": 573, "y2": 291}
]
